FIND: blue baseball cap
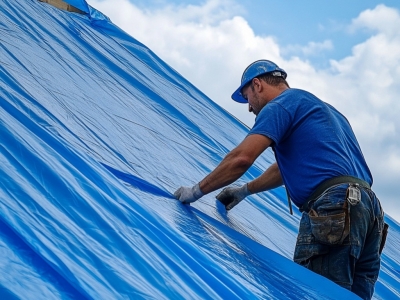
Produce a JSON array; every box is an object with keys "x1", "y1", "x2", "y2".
[{"x1": 231, "y1": 60, "x2": 287, "y2": 103}]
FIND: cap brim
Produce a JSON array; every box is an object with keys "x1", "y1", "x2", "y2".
[{"x1": 231, "y1": 86, "x2": 248, "y2": 103}]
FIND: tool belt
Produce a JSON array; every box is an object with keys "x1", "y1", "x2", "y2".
[
  {"x1": 300, "y1": 175, "x2": 370, "y2": 213},
  {"x1": 298, "y1": 176, "x2": 369, "y2": 245},
  {"x1": 298, "y1": 175, "x2": 389, "y2": 252}
]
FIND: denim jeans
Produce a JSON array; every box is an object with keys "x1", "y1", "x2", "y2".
[{"x1": 293, "y1": 183, "x2": 385, "y2": 300}]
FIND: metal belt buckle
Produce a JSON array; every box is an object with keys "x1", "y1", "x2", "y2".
[{"x1": 347, "y1": 183, "x2": 361, "y2": 206}]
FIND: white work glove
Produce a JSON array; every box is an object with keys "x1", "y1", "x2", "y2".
[
  {"x1": 174, "y1": 183, "x2": 204, "y2": 204},
  {"x1": 216, "y1": 184, "x2": 250, "y2": 210}
]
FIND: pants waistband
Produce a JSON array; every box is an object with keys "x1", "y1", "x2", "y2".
[{"x1": 300, "y1": 175, "x2": 371, "y2": 213}]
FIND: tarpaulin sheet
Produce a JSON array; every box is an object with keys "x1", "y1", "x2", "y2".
[
  {"x1": 58, "y1": 0, "x2": 110, "y2": 22},
  {"x1": 63, "y1": 0, "x2": 89, "y2": 13},
  {"x1": 0, "y1": 0, "x2": 399, "y2": 299}
]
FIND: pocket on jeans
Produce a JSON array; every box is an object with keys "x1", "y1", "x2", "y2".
[
  {"x1": 309, "y1": 209, "x2": 347, "y2": 245},
  {"x1": 294, "y1": 243, "x2": 329, "y2": 266}
]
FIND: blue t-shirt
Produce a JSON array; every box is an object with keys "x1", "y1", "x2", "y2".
[{"x1": 249, "y1": 88, "x2": 372, "y2": 207}]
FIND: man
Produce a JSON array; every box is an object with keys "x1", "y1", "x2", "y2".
[{"x1": 174, "y1": 60, "x2": 387, "y2": 299}]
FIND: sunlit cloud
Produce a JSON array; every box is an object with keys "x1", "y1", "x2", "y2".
[
  {"x1": 283, "y1": 40, "x2": 333, "y2": 57},
  {"x1": 349, "y1": 4, "x2": 400, "y2": 35}
]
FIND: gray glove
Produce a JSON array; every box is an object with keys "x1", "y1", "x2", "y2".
[
  {"x1": 174, "y1": 183, "x2": 204, "y2": 204},
  {"x1": 216, "y1": 184, "x2": 250, "y2": 210}
]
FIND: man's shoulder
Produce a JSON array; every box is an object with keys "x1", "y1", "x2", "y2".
[
  {"x1": 269, "y1": 89, "x2": 322, "y2": 114},
  {"x1": 273, "y1": 88, "x2": 320, "y2": 104}
]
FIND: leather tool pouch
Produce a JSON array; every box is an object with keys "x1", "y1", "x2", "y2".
[{"x1": 309, "y1": 200, "x2": 350, "y2": 245}]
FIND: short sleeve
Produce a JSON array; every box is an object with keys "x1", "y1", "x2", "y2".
[{"x1": 248, "y1": 102, "x2": 292, "y2": 145}]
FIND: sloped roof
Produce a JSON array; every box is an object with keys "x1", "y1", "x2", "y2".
[{"x1": 0, "y1": 0, "x2": 399, "y2": 299}]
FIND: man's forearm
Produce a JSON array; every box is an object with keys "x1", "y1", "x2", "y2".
[
  {"x1": 198, "y1": 134, "x2": 272, "y2": 195},
  {"x1": 247, "y1": 162, "x2": 283, "y2": 194},
  {"x1": 199, "y1": 151, "x2": 252, "y2": 194}
]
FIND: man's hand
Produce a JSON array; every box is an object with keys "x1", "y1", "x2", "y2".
[
  {"x1": 174, "y1": 183, "x2": 204, "y2": 204},
  {"x1": 216, "y1": 184, "x2": 250, "y2": 210}
]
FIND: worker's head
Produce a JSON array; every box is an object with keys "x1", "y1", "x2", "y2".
[{"x1": 231, "y1": 60, "x2": 287, "y2": 104}]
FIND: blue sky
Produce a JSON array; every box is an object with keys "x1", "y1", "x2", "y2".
[
  {"x1": 127, "y1": 0, "x2": 400, "y2": 67},
  {"x1": 88, "y1": 0, "x2": 400, "y2": 222},
  {"x1": 237, "y1": 0, "x2": 399, "y2": 60}
]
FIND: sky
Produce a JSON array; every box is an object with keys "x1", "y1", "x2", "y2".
[{"x1": 87, "y1": 0, "x2": 400, "y2": 222}]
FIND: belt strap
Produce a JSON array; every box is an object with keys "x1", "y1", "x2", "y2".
[{"x1": 300, "y1": 175, "x2": 370, "y2": 213}]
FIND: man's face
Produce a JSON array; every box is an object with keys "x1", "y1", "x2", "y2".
[{"x1": 242, "y1": 82, "x2": 261, "y2": 116}]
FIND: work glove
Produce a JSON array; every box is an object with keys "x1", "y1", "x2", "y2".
[
  {"x1": 174, "y1": 183, "x2": 204, "y2": 204},
  {"x1": 216, "y1": 184, "x2": 250, "y2": 210}
]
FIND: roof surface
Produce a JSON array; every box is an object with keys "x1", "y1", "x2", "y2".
[{"x1": 0, "y1": 0, "x2": 399, "y2": 299}]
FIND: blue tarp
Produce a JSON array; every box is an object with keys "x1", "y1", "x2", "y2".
[
  {"x1": 63, "y1": 0, "x2": 89, "y2": 13},
  {"x1": 61, "y1": 0, "x2": 110, "y2": 22},
  {"x1": 0, "y1": 0, "x2": 399, "y2": 299}
]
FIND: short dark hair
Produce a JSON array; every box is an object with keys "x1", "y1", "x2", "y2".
[
  {"x1": 241, "y1": 73, "x2": 290, "y2": 94},
  {"x1": 257, "y1": 73, "x2": 290, "y2": 87}
]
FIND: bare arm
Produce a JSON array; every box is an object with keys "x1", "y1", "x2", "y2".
[
  {"x1": 212, "y1": 145, "x2": 283, "y2": 210},
  {"x1": 247, "y1": 162, "x2": 283, "y2": 194},
  {"x1": 199, "y1": 134, "x2": 272, "y2": 194}
]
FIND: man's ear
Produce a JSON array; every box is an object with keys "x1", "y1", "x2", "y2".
[{"x1": 253, "y1": 78, "x2": 263, "y2": 92}]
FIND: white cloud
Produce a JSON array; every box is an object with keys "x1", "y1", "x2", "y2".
[
  {"x1": 283, "y1": 40, "x2": 333, "y2": 57},
  {"x1": 88, "y1": 0, "x2": 400, "y2": 221},
  {"x1": 349, "y1": 4, "x2": 400, "y2": 37}
]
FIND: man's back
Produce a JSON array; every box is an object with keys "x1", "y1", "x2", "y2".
[{"x1": 249, "y1": 88, "x2": 372, "y2": 206}]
